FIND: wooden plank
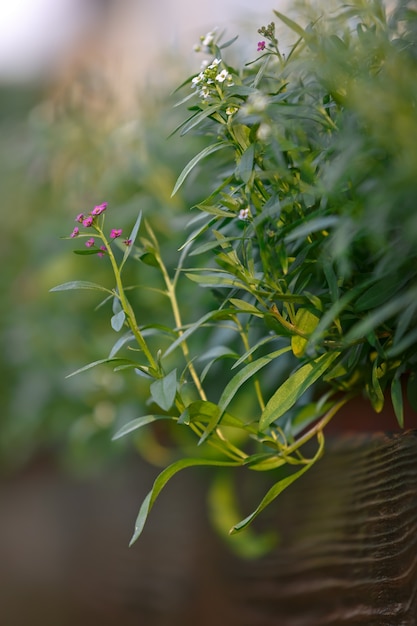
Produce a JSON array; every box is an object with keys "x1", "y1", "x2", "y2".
[{"x1": 226, "y1": 432, "x2": 417, "y2": 625}]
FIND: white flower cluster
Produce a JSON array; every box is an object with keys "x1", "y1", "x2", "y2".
[{"x1": 191, "y1": 58, "x2": 234, "y2": 100}]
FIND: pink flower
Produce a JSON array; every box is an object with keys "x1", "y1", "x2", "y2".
[
  {"x1": 75, "y1": 213, "x2": 84, "y2": 223},
  {"x1": 83, "y1": 216, "x2": 94, "y2": 227},
  {"x1": 123, "y1": 239, "x2": 132, "y2": 246},
  {"x1": 70, "y1": 227, "x2": 79, "y2": 238},
  {"x1": 110, "y1": 228, "x2": 122, "y2": 239},
  {"x1": 85, "y1": 238, "x2": 95, "y2": 248},
  {"x1": 257, "y1": 41, "x2": 266, "y2": 51},
  {"x1": 91, "y1": 202, "x2": 107, "y2": 216},
  {"x1": 98, "y1": 245, "x2": 106, "y2": 258}
]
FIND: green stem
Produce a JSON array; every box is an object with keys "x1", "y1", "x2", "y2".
[{"x1": 95, "y1": 225, "x2": 158, "y2": 372}]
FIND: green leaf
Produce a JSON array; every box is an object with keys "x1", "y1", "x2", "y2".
[
  {"x1": 229, "y1": 298, "x2": 261, "y2": 315},
  {"x1": 232, "y1": 336, "x2": 279, "y2": 369},
  {"x1": 407, "y1": 372, "x2": 417, "y2": 412},
  {"x1": 139, "y1": 252, "x2": 160, "y2": 268},
  {"x1": 150, "y1": 369, "x2": 177, "y2": 411},
  {"x1": 273, "y1": 10, "x2": 308, "y2": 39},
  {"x1": 291, "y1": 308, "x2": 320, "y2": 357},
  {"x1": 108, "y1": 331, "x2": 134, "y2": 358},
  {"x1": 230, "y1": 432, "x2": 324, "y2": 534},
  {"x1": 129, "y1": 457, "x2": 242, "y2": 546},
  {"x1": 236, "y1": 144, "x2": 254, "y2": 184},
  {"x1": 179, "y1": 103, "x2": 223, "y2": 136},
  {"x1": 219, "y1": 347, "x2": 292, "y2": 415},
  {"x1": 112, "y1": 414, "x2": 174, "y2": 440},
  {"x1": 179, "y1": 400, "x2": 255, "y2": 432},
  {"x1": 208, "y1": 473, "x2": 277, "y2": 558},
  {"x1": 345, "y1": 288, "x2": 417, "y2": 344},
  {"x1": 259, "y1": 351, "x2": 340, "y2": 431},
  {"x1": 284, "y1": 217, "x2": 339, "y2": 242},
  {"x1": 120, "y1": 210, "x2": 142, "y2": 272},
  {"x1": 111, "y1": 309, "x2": 126, "y2": 332},
  {"x1": 65, "y1": 357, "x2": 138, "y2": 378},
  {"x1": 171, "y1": 141, "x2": 230, "y2": 196},
  {"x1": 391, "y1": 376, "x2": 404, "y2": 428},
  {"x1": 50, "y1": 281, "x2": 112, "y2": 294},
  {"x1": 355, "y1": 275, "x2": 401, "y2": 311}
]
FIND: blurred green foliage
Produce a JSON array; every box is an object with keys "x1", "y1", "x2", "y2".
[{"x1": 0, "y1": 66, "x2": 211, "y2": 474}]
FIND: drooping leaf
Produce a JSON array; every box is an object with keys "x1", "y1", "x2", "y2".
[
  {"x1": 391, "y1": 376, "x2": 404, "y2": 428},
  {"x1": 230, "y1": 432, "x2": 324, "y2": 534},
  {"x1": 65, "y1": 357, "x2": 138, "y2": 378},
  {"x1": 208, "y1": 473, "x2": 277, "y2": 558},
  {"x1": 112, "y1": 414, "x2": 175, "y2": 440},
  {"x1": 171, "y1": 141, "x2": 230, "y2": 196},
  {"x1": 129, "y1": 457, "x2": 242, "y2": 546}
]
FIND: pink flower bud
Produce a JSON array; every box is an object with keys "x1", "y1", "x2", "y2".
[
  {"x1": 83, "y1": 216, "x2": 94, "y2": 227},
  {"x1": 91, "y1": 202, "x2": 107, "y2": 216}
]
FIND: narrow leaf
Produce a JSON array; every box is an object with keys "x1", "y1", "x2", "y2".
[
  {"x1": 391, "y1": 376, "x2": 404, "y2": 428},
  {"x1": 259, "y1": 351, "x2": 340, "y2": 431},
  {"x1": 66, "y1": 357, "x2": 137, "y2": 378},
  {"x1": 230, "y1": 432, "x2": 324, "y2": 534},
  {"x1": 273, "y1": 10, "x2": 308, "y2": 39},
  {"x1": 129, "y1": 457, "x2": 242, "y2": 546},
  {"x1": 171, "y1": 141, "x2": 229, "y2": 196},
  {"x1": 120, "y1": 210, "x2": 142, "y2": 271},
  {"x1": 219, "y1": 347, "x2": 292, "y2": 414},
  {"x1": 112, "y1": 414, "x2": 174, "y2": 440},
  {"x1": 50, "y1": 281, "x2": 112, "y2": 294}
]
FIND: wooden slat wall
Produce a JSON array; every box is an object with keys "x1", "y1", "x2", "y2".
[
  {"x1": 1, "y1": 431, "x2": 416, "y2": 625},
  {"x1": 224, "y1": 431, "x2": 417, "y2": 625}
]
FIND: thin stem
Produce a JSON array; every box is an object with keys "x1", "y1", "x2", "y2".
[
  {"x1": 156, "y1": 248, "x2": 208, "y2": 402},
  {"x1": 95, "y1": 225, "x2": 158, "y2": 372}
]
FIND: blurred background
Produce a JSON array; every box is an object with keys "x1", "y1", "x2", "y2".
[{"x1": 0, "y1": 0, "x2": 283, "y2": 624}]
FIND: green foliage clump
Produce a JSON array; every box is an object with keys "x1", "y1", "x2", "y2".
[{"x1": 54, "y1": 0, "x2": 417, "y2": 545}]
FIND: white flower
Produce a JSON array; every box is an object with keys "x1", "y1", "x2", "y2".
[
  {"x1": 191, "y1": 73, "x2": 204, "y2": 89},
  {"x1": 208, "y1": 58, "x2": 221, "y2": 69},
  {"x1": 243, "y1": 93, "x2": 268, "y2": 114},
  {"x1": 200, "y1": 59, "x2": 209, "y2": 70},
  {"x1": 257, "y1": 123, "x2": 272, "y2": 140},
  {"x1": 226, "y1": 105, "x2": 239, "y2": 116},
  {"x1": 200, "y1": 86, "x2": 211, "y2": 99},
  {"x1": 202, "y1": 30, "x2": 216, "y2": 47},
  {"x1": 238, "y1": 208, "x2": 251, "y2": 221},
  {"x1": 216, "y1": 69, "x2": 229, "y2": 83}
]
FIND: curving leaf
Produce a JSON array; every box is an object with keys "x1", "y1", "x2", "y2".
[
  {"x1": 112, "y1": 414, "x2": 175, "y2": 440},
  {"x1": 65, "y1": 357, "x2": 138, "y2": 378},
  {"x1": 50, "y1": 281, "x2": 112, "y2": 294},
  {"x1": 171, "y1": 141, "x2": 230, "y2": 196},
  {"x1": 219, "y1": 346, "x2": 292, "y2": 414},
  {"x1": 129, "y1": 457, "x2": 242, "y2": 546},
  {"x1": 230, "y1": 432, "x2": 324, "y2": 534}
]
